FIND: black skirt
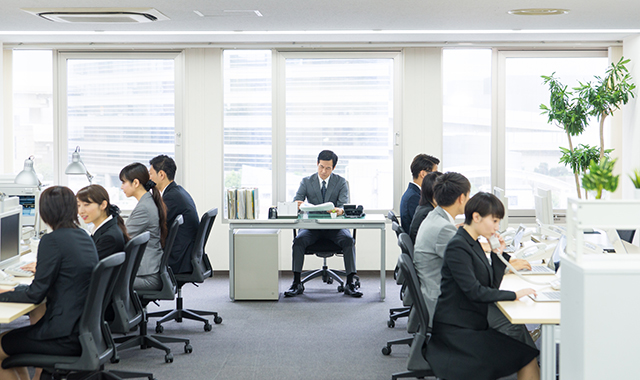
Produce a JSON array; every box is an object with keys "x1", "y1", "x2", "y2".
[
  {"x1": 424, "y1": 322, "x2": 539, "y2": 380},
  {"x1": 1, "y1": 324, "x2": 81, "y2": 357}
]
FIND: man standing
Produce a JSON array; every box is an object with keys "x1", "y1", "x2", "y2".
[
  {"x1": 149, "y1": 155, "x2": 199, "y2": 275},
  {"x1": 400, "y1": 154, "x2": 439, "y2": 232},
  {"x1": 285, "y1": 150, "x2": 362, "y2": 298}
]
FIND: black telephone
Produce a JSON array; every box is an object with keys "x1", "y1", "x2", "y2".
[{"x1": 343, "y1": 204, "x2": 365, "y2": 218}]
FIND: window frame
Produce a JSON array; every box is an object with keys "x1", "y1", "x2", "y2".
[{"x1": 54, "y1": 51, "x2": 184, "y2": 190}]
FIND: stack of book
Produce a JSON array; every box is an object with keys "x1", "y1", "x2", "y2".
[{"x1": 226, "y1": 188, "x2": 259, "y2": 219}]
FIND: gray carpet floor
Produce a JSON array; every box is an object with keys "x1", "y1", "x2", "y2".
[{"x1": 2, "y1": 272, "x2": 520, "y2": 380}]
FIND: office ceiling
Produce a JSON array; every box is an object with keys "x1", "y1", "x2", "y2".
[{"x1": 1, "y1": 0, "x2": 639, "y2": 45}]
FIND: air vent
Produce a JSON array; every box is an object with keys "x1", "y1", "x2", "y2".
[{"x1": 22, "y1": 8, "x2": 169, "y2": 23}]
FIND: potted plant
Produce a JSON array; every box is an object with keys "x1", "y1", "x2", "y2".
[
  {"x1": 582, "y1": 157, "x2": 619, "y2": 199},
  {"x1": 629, "y1": 169, "x2": 640, "y2": 199}
]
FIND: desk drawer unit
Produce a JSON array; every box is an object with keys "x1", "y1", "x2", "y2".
[{"x1": 233, "y1": 229, "x2": 280, "y2": 300}]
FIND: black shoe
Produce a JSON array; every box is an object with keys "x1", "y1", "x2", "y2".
[
  {"x1": 284, "y1": 283, "x2": 304, "y2": 297},
  {"x1": 344, "y1": 283, "x2": 363, "y2": 297}
]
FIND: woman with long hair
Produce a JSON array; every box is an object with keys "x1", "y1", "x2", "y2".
[
  {"x1": 77, "y1": 184, "x2": 130, "y2": 260},
  {"x1": 120, "y1": 162, "x2": 167, "y2": 290},
  {"x1": 425, "y1": 192, "x2": 540, "y2": 380},
  {"x1": 409, "y1": 171, "x2": 443, "y2": 243},
  {"x1": 0, "y1": 186, "x2": 99, "y2": 380}
]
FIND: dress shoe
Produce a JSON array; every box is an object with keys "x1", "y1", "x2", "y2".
[
  {"x1": 343, "y1": 283, "x2": 363, "y2": 297},
  {"x1": 284, "y1": 282, "x2": 304, "y2": 297}
]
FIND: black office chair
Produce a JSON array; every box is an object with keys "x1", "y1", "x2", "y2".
[
  {"x1": 150, "y1": 208, "x2": 222, "y2": 333},
  {"x1": 2, "y1": 253, "x2": 154, "y2": 380},
  {"x1": 384, "y1": 232, "x2": 416, "y2": 349},
  {"x1": 294, "y1": 228, "x2": 360, "y2": 293},
  {"x1": 385, "y1": 253, "x2": 435, "y2": 380},
  {"x1": 388, "y1": 210, "x2": 405, "y2": 237},
  {"x1": 114, "y1": 216, "x2": 192, "y2": 363},
  {"x1": 387, "y1": 220, "x2": 411, "y2": 328}
]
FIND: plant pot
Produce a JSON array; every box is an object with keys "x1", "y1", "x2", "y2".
[{"x1": 634, "y1": 188, "x2": 640, "y2": 200}]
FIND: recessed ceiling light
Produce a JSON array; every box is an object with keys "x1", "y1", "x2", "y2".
[{"x1": 508, "y1": 8, "x2": 569, "y2": 16}]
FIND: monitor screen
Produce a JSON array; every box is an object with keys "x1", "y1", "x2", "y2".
[{"x1": 0, "y1": 209, "x2": 21, "y2": 263}]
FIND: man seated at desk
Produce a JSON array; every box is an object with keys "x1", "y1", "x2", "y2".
[{"x1": 284, "y1": 150, "x2": 362, "y2": 298}]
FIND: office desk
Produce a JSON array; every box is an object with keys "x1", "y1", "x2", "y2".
[
  {"x1": 497, "y1": 273, "x2": 559, "y2": 380},
  {"x1": 228, "y1": 214, "x2": 387, "y2": 300},
  {"x1": 0, "y1": 301, "x2": 39, "y2": 323}
]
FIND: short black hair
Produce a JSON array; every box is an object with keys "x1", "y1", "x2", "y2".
[
  {"x1": 419, "y1": 171, "x2": 442, "y2": 206},
  {"x1": 410, "y1": 154, "x2": 440, "y2": 179},
  {"x1": 464, "y1": 192, "x2": 505, "y2": 225},
  {"x1": 433, "y1": 172, "x2": 471, "y2": 207},
  {"x1": 149, "y1": 155, "x2": 177, "y2": 181},
  {"x1": 40, "y1": 186, "x2": 79, "y2": 230},
  {"x1": 317, "y1": 150, "x2": 338, "y2": 168}
]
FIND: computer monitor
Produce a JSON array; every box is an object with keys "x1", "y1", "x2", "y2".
[
  {"x1": 493, "y1": 186, "x2": 509, "y2": 232},
  {"x1": 0, "y1": 207, "x2": 22, "y2": 266},
  {"x1": 0, "y1": 184, "x2": 41, "y2": 234},
  {"x1": 534, "y1": 188, "x2": 554, "y2": 226}
]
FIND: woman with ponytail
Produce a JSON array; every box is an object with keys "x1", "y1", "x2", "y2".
[
  {"x1": 77, "y1": 184, "x2": 130, "y2": 260},
  {"x1": 120, "y1": 162, "x2": 168, "y2": 291}
]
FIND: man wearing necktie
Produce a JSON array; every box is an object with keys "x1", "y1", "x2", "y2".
[{"x1": 285, "y1": 150, "x2": 361, "y2": 298}]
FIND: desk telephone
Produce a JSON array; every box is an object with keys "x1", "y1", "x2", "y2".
[{"x1": 343, "y1": 204, "x2": 364, "y2": 218}]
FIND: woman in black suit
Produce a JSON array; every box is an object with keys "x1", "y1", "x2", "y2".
[
  {"x1": 77, "y1": 184, "x2": 130, "y2": 259},
  {"x1": 0, "y1": 186, "x2": 99, "y2": 380},
  {"x1": 425, "y1": 192, "x2": 540, "y2": 380}
]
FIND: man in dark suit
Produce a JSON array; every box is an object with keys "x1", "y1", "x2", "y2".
[
  {"x1": 285, "y1": 150, "x2": 361, "y2": 298},
  {"x1": 399, "y1": 154, "x2": 439, "y2": 232},
  {"x1": 149, "y1": 155, "x2": 199, "y2": 274}
]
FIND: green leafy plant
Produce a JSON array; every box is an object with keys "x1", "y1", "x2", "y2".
[
  {"x1": 629, "y1": 169, "x2": 640, "y2": 189},
  {"x1": 559, "y1": 144, "x2": 613, "y2": 175},
  {"x1": 582, "y1": 157, "x2": 619, "y2": 199}
]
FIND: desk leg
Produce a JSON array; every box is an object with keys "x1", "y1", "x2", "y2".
[
  {"x1": 541, "y1": 324, "x2": 560, "y2": 380},
  {"x1": 380, "y1": 226, "x2": 386, "y2": 301},
  {"x1": 229, "y1": 227, "x2": 235, "y2": 301}
]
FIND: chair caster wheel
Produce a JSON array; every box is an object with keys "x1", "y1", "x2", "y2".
[
  {"x1": 214, "y1": 316, "x2": 223, "y2": 324},
  {"x1": 382, "y1": 346, "x2": 392, "y2": 355},
  {"x1": 155, "y1": 324, "x2": 164, "y2": 334},
  {"x1": 165, "y1": 353, "x2": 173, "y2": 363},
  {"x1": 337, "y1": 285, "x2": 344, "y2": 292},
  {"x1": 184, "y1": 344, "x2": 193, "y2": 354},
  {"x1": 387, "y1": 319, "x2": 395, "y2": 328},
  {"x1": 327, "y1": 277, "x2": 333, "y2": 284},
  {"x1": 204, "y1": 322, "x2": 213, "y2": 331},
  {"x1": 110, "y1": 356, "x2": 120, "y2": 364},
  {"x1": 355, "y1": 280, "x2": 361, "y2": 289}
]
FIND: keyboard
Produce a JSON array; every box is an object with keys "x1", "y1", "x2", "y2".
[
  {"x1": 540, "y1": 291, "x2": 561, "y2": 301},
  {"x1": 4, "y1": 261, "x2": 35, "y2": 277},
  {"x1": 519, "y1": 265, "x2": 555, "y2": 275},
  {"x1": 0, "y1": 270, "x2": 18, "y2": 286}
]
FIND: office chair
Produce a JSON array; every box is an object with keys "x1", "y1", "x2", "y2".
[
  {"x1": 150, "y1": 208, "x2": 221, "y2": 333},
  {"x1": 293, "y1": 228, "x2": 360, "y2": 293},
  {"x1": 385, "y1": 253, "x2": 435, "y2": 380},
  {"x1": 1, "y1": 253, "x2": 155, "y2": 380},
  {"x1": 387, "y1": 220, "x2": 410, "y2": 328},
  {"x1": 388, "y1": 210, "x2": 404, "y2": 237},
  {"x1": 114, "y1": 216, "x2": 192, "y2": 364},
  {"x1": 384, "y1": 232, "x2": 415, "y2": 349}
]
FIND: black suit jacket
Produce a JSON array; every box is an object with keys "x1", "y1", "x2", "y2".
[
  {"x1": 0, "y1": 228, "x2": 98, "y2": 340},
  {"x1": 400, "y1": 182, "x2": 421, "y2": 232},
  {"x1": 432, "y1": 227, "x2": 516, "y2": 330},
  {"x1": 92, "y1": 217, "x2": 126, "y2": 260},
  {"x1": 163, "y1": 181, "x2": 199, "y2": 274},
  {"x1": 409, "y1": 202, "x2": 435, "y2": 243}
]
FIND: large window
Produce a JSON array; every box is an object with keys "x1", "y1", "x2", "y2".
[
  {"x1": 12, "y1": 50, "x2": 54, "y2": 184},
  {"x1": 61, "y1": 53, "x2": 179, "y2": 208},
  {"x1": 223, "y1": 51, "x2": 398, "y2": 217}
]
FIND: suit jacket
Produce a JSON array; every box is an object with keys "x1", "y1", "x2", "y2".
[
  {"x1": 408, "y1": 202, "x2": 435, "y2": 243},
  {"x1": 294, "y1": 172, "x2": 349, "y2": 206},
  {"x1": 93, "y1": 216, "x2": 126, "y2": 260},
  {"x1": 126, "y1": 191, "x2": 163, "y2": 277},
  {"x1": 400, "y1": 182, "x2": 420, "y2": 232},
  {"x1": 0, "y1": 228, "x2": 98, "y2": 340},
  {"x1": 432, "y1": 227, "x2": 516, "y2": 330},
  {"x1": 163, "y1": 181, "x2": 199, "y2": 274},
  {"x1": 413, "y1": 206, "x2": 458, "y2": 322}
]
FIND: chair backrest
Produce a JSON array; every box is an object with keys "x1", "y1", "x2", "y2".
[
  {"x1": 109, "y1": 231, "x2": 150, "y2": 333},
  {"x1": 397, "y1": 232, "x2": 415, "y2": 259},
  {"x1": 185, "y1": 208, "x2": 218, "y2": 283},
  {"x1": 57, "y1": 252, "x2": 126, "y2": 371},
  {"x1": 397, "y1": 253, "x2": 433, "y2": 371},
  {"x1": 391, "y1": 221, "x2": 405, "y2": 237}
]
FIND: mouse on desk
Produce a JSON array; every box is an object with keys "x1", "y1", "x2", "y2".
[{"x1": 550, "y1": 279, "x2": 561, "y2": 291}]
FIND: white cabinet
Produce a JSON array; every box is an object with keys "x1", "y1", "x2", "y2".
[{"x1": 233, "y1": 229, "x2": 280, "y2": 300}]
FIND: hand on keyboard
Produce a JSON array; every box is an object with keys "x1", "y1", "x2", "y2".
[
  {"x1": 20, "y1": 262, "x2": 36, "y2": 273},
  {"x1": 4, "y1": 261, "x2": 36, "y2": 277}
]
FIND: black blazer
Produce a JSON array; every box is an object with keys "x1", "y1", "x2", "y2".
[
  {"x1": 92, "y1": 217, "x2": 126, "y2": 260},
  {"x1": 409, "y1": 202, "x2": 435, "y2": 243},
  {"x1": 0, "y1": 228, "x2": 98, "y2": 340},
  {"x1": 163, "y1": 181, "x2": 199, "y2": 274},
  {"x1": 433, "y1": 227, "x2": 516, "y2": 330},
  {"x1": 400, "y1": 182, "x2": 421, "y2": 232}
]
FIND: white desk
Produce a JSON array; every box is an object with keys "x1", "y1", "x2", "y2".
[
  {"x1": 228, "y1": 214, "x2": 387, "y2": 300},
  {"x1": 497, "y1": 273, "x2": 560, "y2": 380}
]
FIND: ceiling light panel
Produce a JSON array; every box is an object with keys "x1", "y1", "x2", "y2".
[{"x1": 22, "y1": 8, "x2": 169, "y2": 23}]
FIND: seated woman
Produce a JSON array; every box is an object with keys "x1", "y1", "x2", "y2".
[
  {"x1": 0, "y1": 186, "x2": 99, "y2": 380},
  {"x1": 409, "y1": 171, "x2": 442, "y2": 243},
  {"x1": 120, "y1": 162, "x2": 167, "y2": 291},
  {"x1": 77, "y1": 184, "x2": 130, "y2": 260},
  {"x1": 425, "y1": 192, "x2": 540, "y2": 380}
]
